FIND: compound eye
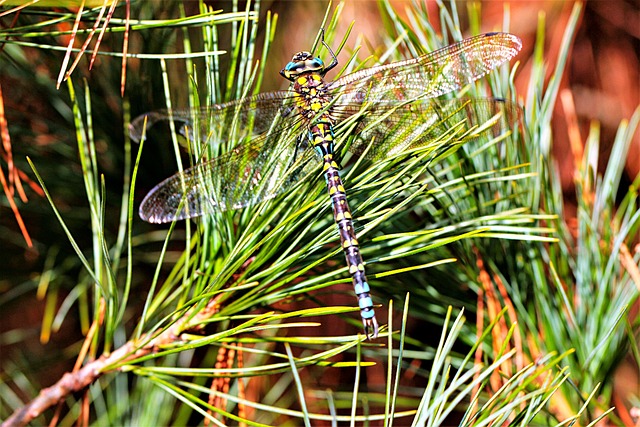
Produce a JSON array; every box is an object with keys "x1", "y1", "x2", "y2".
[
  {"x1": 284, "y1": 61, "x2": 299, "y2": 72},
  {"x1": 310, "y1": 57, "x2": 324, "y2": 69}
]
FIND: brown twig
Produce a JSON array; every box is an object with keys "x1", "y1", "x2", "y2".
[
  {"x1": 5, "y1": 252, "x2": 252, "y2": 426},
  {"x1": 3, "y1": 340, "x2": 143, "y2": 427},
  {"x1": 3, "y1": 296, "x2": 222, "y2": 427}
]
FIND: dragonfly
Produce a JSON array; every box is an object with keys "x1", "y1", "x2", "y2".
[{"x1": 130, "y1": 31, "x2": 522, "y2": 339}]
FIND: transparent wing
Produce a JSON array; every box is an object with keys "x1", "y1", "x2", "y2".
[
  {"x1": 129, "y1": 90, "x2": 298, "y2": 145},
  {"x1": 343, "y1": 98, "x2": 522, "y2": 161},
  {"x1": 138, "y1": 124, "x2": 318, "y2": 223},
  {"x1": 134, "y1": 33, "x2": 522, "y2": 223},
  {"x1": 327, "y1": 33, "x2": 521, "y2": 105}
]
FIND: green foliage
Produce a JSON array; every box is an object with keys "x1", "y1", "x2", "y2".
[{"x1": 1, "y1": 0, "x2": 638, "y2": 426}]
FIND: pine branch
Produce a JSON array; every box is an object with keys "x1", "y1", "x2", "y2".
[{"x1": 3, "y1": 295, "x2": 224, "y2": 427}]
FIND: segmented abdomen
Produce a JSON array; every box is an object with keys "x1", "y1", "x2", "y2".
[{"x1": 310, "y1": 121, "x2": 379, "y2": 338}]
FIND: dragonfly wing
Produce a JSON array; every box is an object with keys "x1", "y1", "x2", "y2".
[
  {"x1": 129, "y1": 90, "x2": 296, "y2": 145},
  {"x1": 345, "y1": 98, "x2": 522, "y2": 161},
  {"x1": 139, "y1": 123, "x2": 317, "y2": 223},
  {"x1": 328, "y1": 33, "x2": 521, "y2": 104}
]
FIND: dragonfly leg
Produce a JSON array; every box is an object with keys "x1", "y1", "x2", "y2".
[{"x1": 319, "y1": 28, "x2": 338, "y2": 75}]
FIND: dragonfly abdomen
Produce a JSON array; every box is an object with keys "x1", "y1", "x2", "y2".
[
  {"x1": 325, "y1": 156, "x2": 378, "y2": 338},
  {"x1": 310, "y1": 120, "x2": 379, "y2": 338}
]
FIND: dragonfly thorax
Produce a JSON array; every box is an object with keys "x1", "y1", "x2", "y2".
[{"x1": 280, "y1": 51, "x2": 325, "y2": 81}]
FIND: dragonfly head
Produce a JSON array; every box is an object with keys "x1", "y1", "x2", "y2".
[{"x1": 280, "y1": 51, "x2": 325, "y2": 81}]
